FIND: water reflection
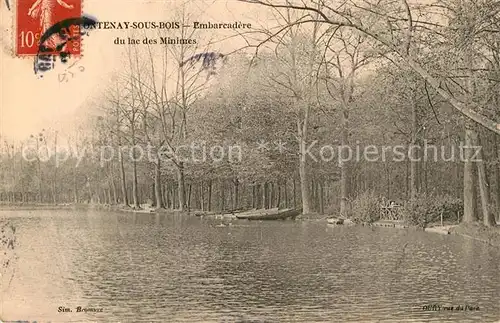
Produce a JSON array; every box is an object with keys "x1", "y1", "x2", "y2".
[{"x1": 2, "y1": 210, "x2": 499, "y2": 322}]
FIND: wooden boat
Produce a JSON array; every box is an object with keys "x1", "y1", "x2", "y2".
[
  {"x1": 424, "y1": 226, "x2": 453, "y2": 235},
  {"x1": 195, "y1": 211, "x2": 215, "y2": 217},
  {"x1": 236, "y1": 208, "x2": 302, "y2": 221},
  {"x1": 194, "y1": 208, "x2": 247, "y2": 217},
  {"x1": 327, "y1": 218, "x2": 344, "y2": 225},
  {"x1": 233, "y1": 208, "x2": 278, "y2": 216}
]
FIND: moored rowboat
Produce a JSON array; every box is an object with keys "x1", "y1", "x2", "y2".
[
  {"x1": 236, "y1": 208, "x2": 302, "y2": 220},
  {"x1": 327, "y1": 218, "x2": 344, "y2": 225}
]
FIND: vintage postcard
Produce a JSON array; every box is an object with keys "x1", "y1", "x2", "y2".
[{"x1": 1, "y1": 0, "x2": 499, "y2": 322}]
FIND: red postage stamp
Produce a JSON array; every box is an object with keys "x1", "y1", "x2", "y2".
[{"x1": 16, "y1": 0, "x2": 82, "y2": 56}]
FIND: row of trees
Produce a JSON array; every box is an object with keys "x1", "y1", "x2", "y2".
[{"x1": 0, "y1": 0, "x2": 499, "y2": 225}]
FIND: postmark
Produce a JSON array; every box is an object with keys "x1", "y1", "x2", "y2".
[
  {"x1": 33, "y1": 15, "x2": 97, "y2": 76},
  {"x1": 16, "y1": 0, "x2": 82, "y2": 56}
]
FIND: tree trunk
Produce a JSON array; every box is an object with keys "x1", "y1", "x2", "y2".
[
  {"x1": 405, "y1": 158, "x2": 409, "y2": 199},
  {"x1": 311, "y1": 179, "x2": 316, "y2": 212},
  {"x1": 319, "y1": 180, "x2": 324, "y2": 214},
  {"x1": 187, "y1": 183, "x2": 192, "y2": 210},
  {"x1": 234, "y1": 179, "x2": 239, "y2": 210},
  {"x1": 172, "y1": 185, "x2": 177, "y2": 209},
  {"x1": 284, "y1": 180, "x2": 289, "y2": 208},
  {"x1": 220, "y1": 180, "x2": 225, "y2": 212},
  {"x1": 132, "y1": 159, "x2": 139, "y2": 208},
  {"x1": 177, "y1": 162, "x2": 186, "y2": 211},
  {"x1": 87, "y1": 177, "x2": 93, "y2": 203},
  {"x1": 463, "y1": 125, "x2": 478, "y2": 223},
  {"x1": 252, "y1": 184, "x2": 256, "y2": 209},
  {"x1": 111, "y1": 167, "x2": 118, "y2": 205},
  {"x1": 410, "y1": 97, "x2": 420, "y2": 199},
  {"x1": 200, "y1": 181, "x2": 205, "y2": 211},
  {"x1": 471, "y1": 131, "x2": 496, "y2": 226},
  {"x1": 261, "y1": 182, "x2": 266, "y2": 209},
  {"x1": 423, "y1": 160, "x2": 428, "y2": 194},
  {"x1": 119, "y1": 146, "x2": 128, "y2": 206},
  {"x1": 266, "y1": 182, "x2": 271, "y2": 209},
  {"x1": 293, "y1": 178, "x2": 297, "y2": 208},
  {"x1": 208, "y1": 180, "x2": 212, "y2": 212},
  {"x1": 272, "y1": 182, "x2": 276, "y2": 208},
  {"x1": 276, "y1": 182, "x2": 281, "y2": 208},
  {"x1": 299, "y1": 139, "x2": 311, "y2": 213},
  {"x1": 169, "y1": 183, "x2": 174, "y2": 209},
  {"x1": 106, "y1": 188, "x2": 111, "y2": 205},
  {"x1": 165, "y1": 183, "x2": 170, "y2": 209},
  {"x1": 154, "y1": 159, "x2": 163, "y2": 209},
  {"x1": 456, "y1": 161, "x2": 462, "y2": 199},
  {"x1": 340, "y1": 107, "x2": 350, "y2": 216},
  {"x1": 73, "y1": 168, "x2": 79, "y2": 204},
  {"x1": 385, "y1": 163, "x2": 391, "y2": 200},
  {"x1": 491, "y1": 134, "x2": 500, "y2": 221}
]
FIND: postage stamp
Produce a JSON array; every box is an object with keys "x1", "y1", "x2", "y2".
[{"x1": 16, "y1": 0, "x2": 82, "y2": 56}]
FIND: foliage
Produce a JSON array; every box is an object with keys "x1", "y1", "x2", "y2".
[
  {"x1": 402, "y1": 194, "x2": 463, "y2": 228},
  {"x1": 348, "y1": 191, "x2": 381, "y2": 224}
]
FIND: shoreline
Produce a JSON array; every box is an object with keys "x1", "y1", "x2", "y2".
[
  {"x1": 448, "y1": 222, "x2": 500, "y2": 247},
  {"x1": 1, "y1": 204, "x2": 499, "y2": 247},
  {"x1": 0, "y1": 203, "x2": 76, "y2": 211},
  {"x1": 0, "y1": 203, "x2": 191, "y2": 215}
]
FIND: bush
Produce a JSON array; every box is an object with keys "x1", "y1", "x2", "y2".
[
  {"x1": 348, "y1": 191, "x2": 381, "y2": 224},
  {"x1": 402, "y1": 193, "x2": 462, "y2": 228}
]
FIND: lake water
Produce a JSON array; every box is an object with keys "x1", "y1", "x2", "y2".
[{"x1": 1, "y1": 209, "x2": 499, "y2": 322}]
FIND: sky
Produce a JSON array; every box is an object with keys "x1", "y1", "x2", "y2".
[{"x1": 0, "y1": 0, "x2": 269, "y2": 141}]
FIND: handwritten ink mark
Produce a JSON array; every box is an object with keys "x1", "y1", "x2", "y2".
[{"x1": 58, "y1": 57, "x2": 84, "y2": 82}]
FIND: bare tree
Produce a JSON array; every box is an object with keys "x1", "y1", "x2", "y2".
[
  {"x1": 240, "y1": 0, "x2": 500, "y2": 134},
  {"x1": 320, "y1": 28, "x2": 374, "y2": 215},
  {"x1": 241, "y1": 0, "x2": 500, "y2": 224}
]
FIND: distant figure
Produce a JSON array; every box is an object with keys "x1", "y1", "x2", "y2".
[{"x1": 389, "y1": 200, "x2": 395, "y2": 207}]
